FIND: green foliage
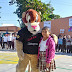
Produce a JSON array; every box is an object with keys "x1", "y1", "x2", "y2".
[
  {"x1": 54, "y1": 15, "x2": 60, "y2": 19},
  {"x1": 9, "y1": 0, "x2": 60, "y2": 28},
  {"x1": 48, "y1": 14, "x2": 60, "y2": 19},
  {"x1": 0, "y1": 6, "x2": 1, "y2": 18},
  {"x1": 0, "y1": 7, "x2": 1, "y2": 9},
  {"x1": 20, "y1": 22, "x2": 25, "y2": 28}
]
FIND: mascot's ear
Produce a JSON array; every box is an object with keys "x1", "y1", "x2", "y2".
[
  {"x1": 22, "y1": 12, "x2": 26, "y2": 18},
  {"x1": 38, "y1": 11, "x2": 41, "y2": 15}
]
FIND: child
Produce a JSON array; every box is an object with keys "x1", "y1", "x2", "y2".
[
  {"x1": 51, "y1": 34, "x2": 58, "y2": 52},
  {"x1": 38, "y1": 26, "x2": 56, "y2": 72},
  {"x1": 66, "y1": 35, "x2": 71, "y2": 53},
  {"x1": 62, "y1": 35, "x2": 66, "y2": 53},
  {"x1": 58, "y1": 36, "x2": 63, "y2": 52},
  {"x1": 71, "y1": 37, "x2": 72, "y2": 53}
]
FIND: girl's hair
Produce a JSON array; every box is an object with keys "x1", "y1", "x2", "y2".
[
  {"x1": 42, "y1": 26, "x2": 51, "y2": 33},
  {"x1": 42, "y1": 26, "x2": 58, "y2": 44}
]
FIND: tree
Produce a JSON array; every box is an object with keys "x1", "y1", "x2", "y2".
[
  {"x1": 9, "y1": 0, "x2": 60, "y2": 28},
  {"x1": 48, "y1": 14, "x2": 60, "y2": 19},
  {"x1": 54, "y1": 15, "x2": 60, "y2": 19},
  {"x1": 0, "y1": 6, "x2": 1, "y2": 18}
]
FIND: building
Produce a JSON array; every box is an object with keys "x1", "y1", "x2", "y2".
[
  {"x1": 39, "y1": 16, "x2": 72, "y2": 36},
  {"x1": 0, "y1": 26, "x2": 21, "y2": 36},
  {"x1": 1, "y1": 16, "x2": 72, "y2": 37}
]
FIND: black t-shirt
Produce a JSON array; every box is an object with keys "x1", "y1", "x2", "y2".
[{"x1": 16, "y1": 27, "x2": 42, "y2": 54}]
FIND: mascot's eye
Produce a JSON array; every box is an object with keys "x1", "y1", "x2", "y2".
[{"x1": 29, "y1": 19, "x2": 31, "y2": 22}]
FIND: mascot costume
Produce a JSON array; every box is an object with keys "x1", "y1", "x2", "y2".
[
  {"x1": 16, "y1": 9, "x2": 58, "y2": 72},
  {"x1": 16, "y1": 9, "x2": 42, "y2": 72}
]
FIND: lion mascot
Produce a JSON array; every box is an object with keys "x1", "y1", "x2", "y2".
[
  {"x1": 16, "y1": 9, "x2": 58, "y2": 72},
  {"x1": 16, "y1": 9, "x2": 42, "y2": 72}
]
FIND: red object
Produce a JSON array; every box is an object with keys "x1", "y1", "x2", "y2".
[{"x1": 31, "y1": 26, "x2": 37, "y2": 29}]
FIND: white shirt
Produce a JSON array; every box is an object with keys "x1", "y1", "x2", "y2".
[
  {"x1": 8, "y1": 36, "x2": 12, "y2": 41},
  {"x1": 39, "y1": 39, "x2": 48, "y2": 51},
  {"x1": 3, "y1": 36, "x2": 8, "y2": 42},
  {"x1": 12, "y1": 36, "x2": 16, "y2": 41}
]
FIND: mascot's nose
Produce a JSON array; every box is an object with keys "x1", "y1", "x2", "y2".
[
  {"x1": 31, "y1": 26, "x2": 37, "y2": 29},
  {"x1": 34, "y1": 30, "x2": 36, "y2": 31}
]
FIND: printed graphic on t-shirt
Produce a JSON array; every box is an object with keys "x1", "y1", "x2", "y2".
[
  {"x1": 27, "y1": 36, "x2": 37, "y2": 41},
  {"x1": 27, "y1": 42, "x2": 38, "y2": 45}
]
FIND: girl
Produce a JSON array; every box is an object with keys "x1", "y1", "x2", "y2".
[
  {"x1": 38, "y1": 26, "x2": 56, "y2": 72},
  {"x1": 66, "y1": 35, "x2": 71, "y2": 53},
  {"x1": 58, "y1": 36, "x2": 63, "y2": 52}
]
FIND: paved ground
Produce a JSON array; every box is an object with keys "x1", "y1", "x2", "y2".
[{"x1": 0, "y1": 48, "x2": 72, "y2": 72}]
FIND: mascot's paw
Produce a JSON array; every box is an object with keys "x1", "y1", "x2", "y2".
[{"x1": 17, "y1": 51, "x2": 24, "y2": 60}]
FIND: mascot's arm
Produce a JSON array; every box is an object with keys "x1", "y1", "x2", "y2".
[{"x1": 16, "y1": 40, "x2": 24, "y2": 60}]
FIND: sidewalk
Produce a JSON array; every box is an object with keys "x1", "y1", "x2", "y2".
[{"x1": 0, "y1": 49, "x2": 28, "y2": 72}]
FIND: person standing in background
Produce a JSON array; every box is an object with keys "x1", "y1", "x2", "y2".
[
  {"x1": 12, "y1": 33, "x2": 16, "y2": 50},
  {"x1": 70, "y1": 36, "x2": 72, "y2": 53},
  {"x1": 2, "y1": 34, "x2": 8, "y2": 49},
  {"x1": 7, "y1": 33, "x2": 12, "y2": 49},
  {"x1": 0, "y1": 34, "x2": 2, "y2": 48},
  {"x1": 14, "y1": 33, "x2": 16, "y2": 50},
  {"x1": 62, "y1": 35, "x2": 67, "y2": 53},
  {"x1": 66, "y1": 35, "x2": 71, "y2": 53},
  {"x1": 58, "y1": 36, "x2": 63, "y2": 52}
]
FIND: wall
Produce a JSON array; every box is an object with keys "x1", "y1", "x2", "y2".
[
  {"x1": 0, "y1": 26, "x2": 20, "y2": 32},
  {"x1": 39, "y1": 16, "x2": 72, "y2": 36}
]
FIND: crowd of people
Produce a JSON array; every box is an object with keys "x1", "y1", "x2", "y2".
[
  {"x1": 0, "y1": 33, "x2": 16, "y2": 50},
  {"x1": 56, "y1": 35, "x2": 72, "y2": 53},
  {"x1": 0, "y1": 32, "x2": 72, "y2": 54}
]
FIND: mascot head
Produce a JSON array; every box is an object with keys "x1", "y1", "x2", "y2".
[{"x1": 22, "y1": 9, "x2": 41, "y2": 34}]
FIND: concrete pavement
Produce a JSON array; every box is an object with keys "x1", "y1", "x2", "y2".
[{"x1": 0, "y1": 49, "x2": 72, "y2": 72}]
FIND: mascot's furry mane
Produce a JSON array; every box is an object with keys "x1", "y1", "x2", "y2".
[
  {"x1": 22, "y1": 9, "x2": 41, "y2": 23},
  {"x1": 22, "y1": 9, "x2": 41, "y2": 35}
]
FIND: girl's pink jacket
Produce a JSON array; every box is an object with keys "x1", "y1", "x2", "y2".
[{"x1": 38, "y1": 35, "x2": 55, "y2": 63}]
